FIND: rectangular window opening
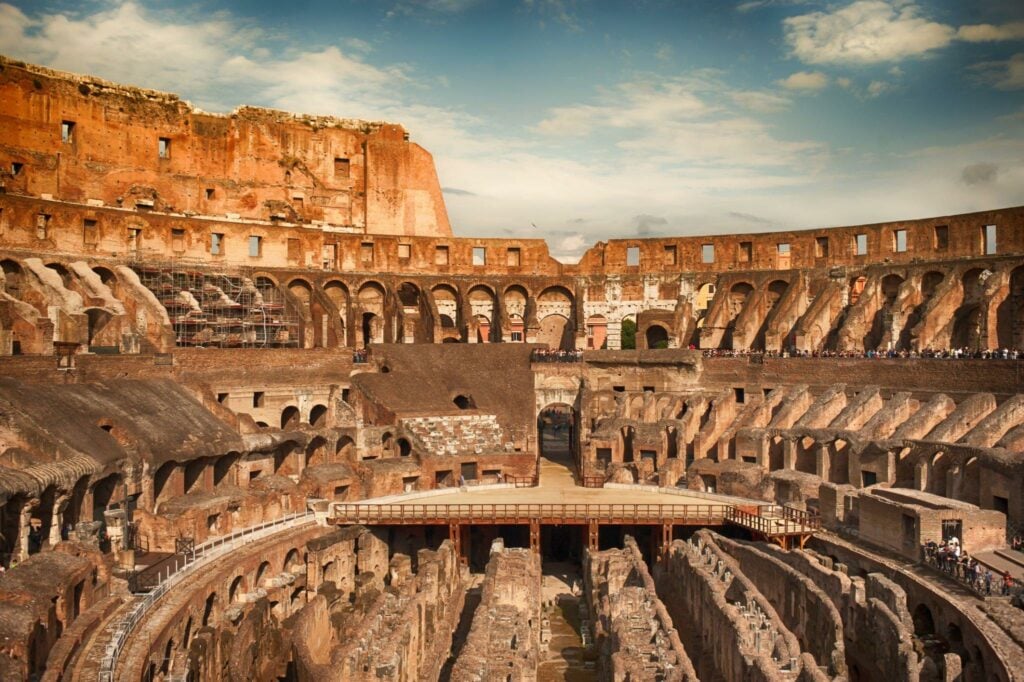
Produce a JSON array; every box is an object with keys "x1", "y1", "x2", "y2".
[
  {"x1": 738, "y1": 241, "x2": 752, "y2": 263},
  {"x1": 334, "y1": 157, "x2": 350, "y2": 177},
  {"x1": 253, "y1": 391, "x2": 265, "y2": 408},
  {"x1": 217, "y1": 392, "x2": 228, "y2": 403},
  {"x1": 472, "y1": 246, "x2": 486, "y2": 266},
  {"x1": 894, "y1": 229, "x2": 907, "y2": 253},
  {"x1": 171, "y1": 228, "x2": 186, "y2": 252},
  {"x1": 664, "y1": 245, "x2": 677, "y2": 266},
  {"x1": 734, "y1": 387, "x2": 745, "y2": 403},
  {"x1": 158, "y1": 137, "x2": 171, "y2": 159},
  {"x1": 11, "y1": 162, "x2": 24, "y2": 176},
  {"x1": 211, "y1": 232, "x2": 223, "y2": 255},
  {"x1": 398, "y1": 243, "x2": 411, "y2": 260},
  {"x1": 61, "y1": 121, "x2": 75, "y2": 143},
  {"x1": 855, "y1": 234, "x2": 868, "y2": 256},
  {"x1": 36, "y1": 213, "x2": 50, "y2": 240},
  {"x1": 934, "y1": 225, "x2": 949, "y2": 250},
  {"x1": 626, "y1": 246, "x2": 640, "y2": 266},
  {"x1": 205, "y1": 188, "x2": 215, "y2": 200},
  {"x1": 983, "y1": 225, "x2": 997, "y2": 255},
  {"x1": 507, "y1": 247, "x2": 521, "y2": 267},
  {"x1": 248, "y1": 235, "x2": 262, "y2": 258},
  {"x1": 701, "y1": 243, "x2": 715, "y2": 264},
  {"x1": 83, "y1": 219, "x2": 97, "y2": 244},
  {"x1": 435, "y1": 245, "x2": 449, "y2": 265},
  {"x1": 815, "y1": 236, "x2": 829, "y2": 258},
  {"x1": 361, "y1": 242, "x2": 374, "y2": 263}
]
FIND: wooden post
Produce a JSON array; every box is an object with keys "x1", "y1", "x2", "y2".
[
  {"x1": 530, "y1": 520, "x2": 541, "y2": 555},
  {"x1": 588, "y1": 520, "x2": 599, "y2": 552}
]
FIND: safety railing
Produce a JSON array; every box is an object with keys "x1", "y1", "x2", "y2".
[
  {"x1": 97, "y1": 511, "x2": 314, "y2": 682},
  {"x1": 331, "y1": 503, "x2": 731, "y2": 524},
  {"x1": 725, "y1": 505, "x2": 820, "y2": 536}
]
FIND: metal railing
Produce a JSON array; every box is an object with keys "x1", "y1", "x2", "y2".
[
  {"x1": 331, "y1": 503, "x2": 731, "y2": 525},
  {"x1": 97, "y1": 511, "x2": 314, "y2": 682}
]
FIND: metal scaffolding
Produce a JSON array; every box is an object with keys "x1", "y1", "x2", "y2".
[{"x1": 131, "y1": 257, "x2": 301, "y2": 348}]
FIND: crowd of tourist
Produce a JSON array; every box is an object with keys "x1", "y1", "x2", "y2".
[
  {"x1": 699, "y1": 347, "x2": 1023, "y2": 360},
  {"x1": 531, "y1": 348, "x2": 584, "y2": 362},
  {"x1": 352, "y1": 349, "x2": 370, "y2": 364},
  {"x1": 922, "y1": 539, "x2": 1019, "y2": 598}
]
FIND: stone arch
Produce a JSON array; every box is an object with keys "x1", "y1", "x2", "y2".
[
  {"x1": 323, "y1": 279, "x2": 350, "y2": 347},
  {"x1": 537, "y1": 287, "x2": 574, "y2": 350},
  {"x1": 153, "y1": 461, "x2": 178, "y2": 506},
  {"x1": 309, "y1": 404, "x2": 328, "y2": 427},
  {"x1": 467, "y1": 284, "x2": 498, "y2": 343},
  {"x1": 283, "y1": 548, "x2": 303, "y2": 574},
  {"x1": 357, "y1": 281, "x2": 386, "y2": 346},
  {"x1": 91, "y1": 473, "x2": 122, "y2": 523},
  {"x1": 202, "y1": 592, "x2": 220, "y2": 627},
  {"x1": 92, "y1": 266, "x2": 117, "y2": 287},
  {"x1": 45, "y1": 262, "x2": 73, "y2": 289},
  {"x1": 453, "y1": 394, "x2": 476, "y2": 410},
  {"x1": 794, "y1": 436, "x2": 817, "y2": 474},
  {"x1": 960, "y1": 456, "x2": 981, "y2": 505},
  {"x1": 953, "y1": 269, "x2": 986, "y2": 350},
  {"x1": 281, "y1": 405, "x2": 300, "y2": 430},
  {"x1": 912, "y1": 603, "x2": 936, "y2": 636},
  {"x1": 432, "y1": 284, "x2": 461, "y2": 339},
  {"x1": 229, "y1": 574, "x2": 247, "y2": 603},
  {"x1": 997, "y1": 265, "x2": 1024, "y2": 349},
  {"x1": 645, "y1": 323, "x2": 670, "y2": 349},
  {"x1": 397, "y1": 437, "x2": 412, "y2": 457},
  {"x1": 381, "y1": 432, "x2": 394, "y2": 458},
  {"x1": 213, "y1": 452, "x2": 241, "y2": 487},
  {"x1": 306, "y1": 437, "x2": 329, "y2": 468},
  {"x1": 585, "y1": 314, "x2": 607, "y2": 349},
  {"x1": 396, "y1": 282, "x2": 426, "y2": 343},
  {"x1": 336, "y1": 436, "x2": 355, "y2": 461},
  {"x1": 1, "y1": 259, "x2": 24, "y2": 299}
]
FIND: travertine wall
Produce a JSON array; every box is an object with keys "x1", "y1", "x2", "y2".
[
  {"x1": 450, "y1": 540, "x2": 541, "y2": 681},
  {"x1": 584, "y1": 536, "x2": 697, "y2": 681}
]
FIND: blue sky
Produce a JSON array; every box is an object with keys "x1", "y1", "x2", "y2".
[{"x1": 1, "y1": 0, "x2": 1022, "y2": 259}]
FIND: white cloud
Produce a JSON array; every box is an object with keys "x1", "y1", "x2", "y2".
[
  {"x1": 730, "y1": 90, "x2": 792, "y2": 113},
  {"x1": 970, "y1": 53, "x2": 1024, "y2": 91},
  {"x1": 777, "y1": 70, "x2": 829, "y2": 91},
  {"x1": 865, "y1": 80, "x2": 895, "y2": 98},
  {"x1": 784, "y1": 1, "x2": 955, "y2": 64},
  {"x1": 957, "y1": 22, "x2": 1024, "y2": 43}
]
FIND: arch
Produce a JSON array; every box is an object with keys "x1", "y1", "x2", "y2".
[
  {"x1": 45, "y1": 262, "x2": 73, "y2": 288},
  {"x1": 539, "y1": 403, "x2": 576, "y2": 469},
  {"x1": 229, "y1": 575, "x2": 247, "y2": 603},
  {"x1": 538, "y1": 314, "x2": 571, "y2": 351},
  {"x1": 361, "y1": 312, "x2": 381, "y2": 346},
  {"x1": 153, "y1": 461, "x2": 178, "y2": 505},
  {"x1": 283, "y1": 548, "x2": 303, "y2": 573},
  {"x1": 280, "y1": 405, "x2": 300, "y2": 430},
  {"x1": 912, "y1": 603, "x2": 935, "y2": 636},
  {"x1": 213, "y1": 452, "x2": 240, "y2": 487},
  {"x1": 202, "y1": 592, "x2": 220, "y2": 627},
  {"x1": 396, "y1": 282, "x2": 424, "y2": 343},
  {"x1": 397, "y1": 438, "x2": 412, "y2": 457},
  {"x1": 306, "y1": 437, "x2": 328, "y2": 468},
  {"x1": 309, "y1": 404, "x2": 328, "y2": 428},
  {"x1": 381, "y1": 432, "x2": 394, "y2": 458},
  {"x1": 585, "y1": 315, "x2": 607, "y2": 350},
  {"x1": 183, "y1": 458, "x2": 207, "y2": 494},
  {"x1": 92, "y1": 266, "x2": 118, "y2": 286},
  {"x1": 432, "y1": 284, "x2": 461, "y2": 337},
  {"x1": 323, "y1": 280, "x2": 350, "y2": 347},
  {"x1": 645, "y1": 324, "x2": 670, "y2": 349},
  {"x1": 336, "y1": 436, "x2": 355, "y2": 460},
  {"x1": 91, "y1": 473, "x2": 122, "y2": 523},
  {"x1": 1, "y1": 259, "x2": 24, "y2": 298}
]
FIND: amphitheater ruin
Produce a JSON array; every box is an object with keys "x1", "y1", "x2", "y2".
[{"x1": 0, "y1": 55, "x2": 1022, "y2": 681}]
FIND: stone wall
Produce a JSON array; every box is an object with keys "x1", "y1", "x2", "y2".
[
  {"x1": 450, "y1": 539, "x2": 541, "y2": 681},
  {"x1": 584, "y1": 536, "x2": 697, "y2": 681}
]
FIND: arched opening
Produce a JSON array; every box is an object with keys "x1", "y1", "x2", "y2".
[
  {"x1": 45, "y1": 262, "x2": 73, "y2": 289},
  {"x1": 912, "y1": 603, "x2": 936, "y2": 637},
  {"x1": 0, "y1": 259, "x2": 24, "y2": 299},
  {"x1": 202, "y1": 592, "x2": 219, "y2": 627},
  {"x1": 585, "y1": 315, "x2": 607, "y2": 349},
  {"x1": 503, "y1": 286, "x2": 528, "y2": 342},
  {"x1": 381, "y1": 433, "x2": 394, "y2": 458},
  {"x1": 91, "y1": 474, "x2": 122, "y2": 524},
  {"x1": 537, "y1": 286, "x2": 574, "y2": 350},
  {"x1": 396, "y1": 282, "x2": 423, "y2": 343},
  {"x1": 93, "y1": 266, "x2": 118, "y2": 287},
  {"x1": 621, "y1": 425, "x2": 636, "y2": 463},
  {"x1": 645, "y1": 324, "x2": 670, "y2": 349},
  {"x1": 283, "y1": 548, "x2": 303, "y2": 574},
  {"x1": 453, "y1": 394, "x2": 476, "y2": 410},
  {"x1": 323, "y1": 280, "x2": 350, "y2": 347},
  {"x1": 724, "y1": 282, "x2": 754, "y2": 347},
  {"x1": 953, "y1": 269, "x2": 985, "y2": 350},
  {"x1": 184, "y1": 458, "x2": 207, "y2": 494},
  {"x1": 280, "y1": 406, "x2": 300, "y2": 430},
  {"x1": 539, "y1": 403, "x2": 576, "y2": 473},
  {"x1": 397, "y1": 438, "x2": 412, "y2": 457},
  {"x1": 336, "y1": 436, "x2": 355, "y2": 461},
  {"x1": 213, "y1": 452, "x2": 240, "y2": 487},
  {"x1": 357, "y1": 281, "x2": 386, "y2": 345},
  {"x1": 306, "y1": 437, "x2": 328, "y2": 468},
  {"x1": 229, "y1": 575, "x2": 247, "y2": 603},
  {"x1": 255, "y1": 560, "x2": 272, "y2": 588},
  {"x1": 309, "y1": 404, "x2": 328, "y2": 427},
  {"x1": 468, "y1": 285, "x2": 498, "y2": 342},
  {"x1": 85, "y1": 308, "x2": 114, "y2": 346},
  {"x1": 432, "y1": 284, "x2": 461, "y2": 340}
]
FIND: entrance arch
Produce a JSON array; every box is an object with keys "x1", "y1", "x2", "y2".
[
  {"x1": 645, "y1": 324, "x2": 670, "y2": 349},
  {"x1": 538, "y1": 403, "x2": 576, "y2": 474}
]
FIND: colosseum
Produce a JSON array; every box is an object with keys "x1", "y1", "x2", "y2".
[{"x1": 0, "y1": 55, "x2": 1022, "y2": 682}]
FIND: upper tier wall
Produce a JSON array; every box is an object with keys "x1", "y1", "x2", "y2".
[{"x1": 0, "y1": 56, "x2": 451, "y2": 237}]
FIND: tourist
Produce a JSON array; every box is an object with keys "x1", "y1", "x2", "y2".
[
  {"x1": 984, "y1": 569, "x2": 994, "y2": 595},
  {"x1": 1002, "y1": 571, "x2": 1015, "y2": 596}
]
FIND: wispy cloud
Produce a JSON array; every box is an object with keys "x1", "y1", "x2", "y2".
[
  {"x1": 970, "y1": 53, "x2": 1024, "y2": 91},
  {"x1": 777, "y1": 71, "x2": 829, "y2": 91}
]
